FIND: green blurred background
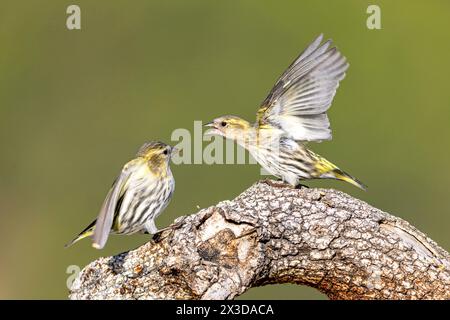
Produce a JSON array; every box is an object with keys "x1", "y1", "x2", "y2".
[{"x1": 0, "y1": 0, "x2": 449, "y2": 299}]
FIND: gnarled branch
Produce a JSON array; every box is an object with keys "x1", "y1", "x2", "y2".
[{"x1": 69, "y1": 180, "x2": 450, "y2": 300}]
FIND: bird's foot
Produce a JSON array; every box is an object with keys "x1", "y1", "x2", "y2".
[
  {"x1": 151, "y1": 231, "x2": 163, "y2": 243},
  {"x1": 151, "y1": 221, "x2": 184, "y2": 243},
  {"x1": 262, "y1": 179, "x2": 292, "y2": 189},
  {"x1": 295, "y1": 183, "x2": 309, "y2": 189}
]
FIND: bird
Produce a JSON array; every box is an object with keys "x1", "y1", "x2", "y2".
[
  {"x1": 204, "y1": 34, "x2": 366, "y2": 190},
  {"x1": 65, "y1": 141, "x2": 176, "y2": 249}
]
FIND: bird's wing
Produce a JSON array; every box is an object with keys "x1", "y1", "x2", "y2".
[
  {"x1": 92, "y1": 165, "x2": 132, "y2": 249},
  {"x1": 256, "y1": 34, "x2": 349, "y2": 142}
]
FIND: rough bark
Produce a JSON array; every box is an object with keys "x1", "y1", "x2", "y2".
[{"x1": 69, "y1": 180, "x2": 450, "y2": 300}]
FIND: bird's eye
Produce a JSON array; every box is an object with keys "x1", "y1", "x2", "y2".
[
  {"x1": 221, "y1": 121, "x2": 227, "y2": 127},
  {"x1": 163, "y1": 149, "x2": 168, "y2": 155}
]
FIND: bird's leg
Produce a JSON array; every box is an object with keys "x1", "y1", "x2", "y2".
[
  {"x1": 151, "y1": 219, "x2": 185, "y2": 243},
  {"x1": 295, "y1": 183, "x2": 309, "y2": 189},
  {"x1": 262, "y1": 178, "x2": 292, "y2": 189},
  {"x1": 142, "y1": 220, "x2": 165, "y2": 242}
]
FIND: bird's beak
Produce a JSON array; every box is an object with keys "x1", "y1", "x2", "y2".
[
  {"x1": 171, "y1": 147, "x2": 180, "y2": 155},
  {"x1": 204, "y1": 121, "x2": 221, "y2": 136}
]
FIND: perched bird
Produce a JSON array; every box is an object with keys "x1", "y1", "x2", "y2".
[
  {"x1": 66, "y1": 141, "x2": 176, "y2": 249},
  {"x1": 205, "y1": 34, "x2": 366, "y2": 190}
]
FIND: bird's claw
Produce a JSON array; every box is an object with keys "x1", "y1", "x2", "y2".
[
  {"x1": 151, "y1": 221, "x2": 184, "y2": 243},
  {"x1": 262, "y1": 179, "x2": 292, "y2": 188}
]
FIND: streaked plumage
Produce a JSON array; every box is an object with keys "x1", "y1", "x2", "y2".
[
  {"x1": 66, "y1": 141, "x2": 175, "y2": 249},
  {"x1": 205, "y1": 34, "x2": 366, "y2": 190}
]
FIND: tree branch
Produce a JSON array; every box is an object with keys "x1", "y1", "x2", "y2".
[{"x1": 69, "y1": 180, "x2": 450, "y2": 300}]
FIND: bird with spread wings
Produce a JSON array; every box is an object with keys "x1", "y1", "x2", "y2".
[{"x1": 205, "y1": 34, "x2": 366, "y2": 190}]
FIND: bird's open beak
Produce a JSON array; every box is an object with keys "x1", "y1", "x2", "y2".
[{"x1": 204, "y1": 121, "x2": 221, "y2": 136}]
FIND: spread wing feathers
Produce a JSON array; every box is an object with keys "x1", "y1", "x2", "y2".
[
  {"x1": 256, "y1": 34, "x2": 349, "y2": 142},
  {"x1": 92, "y1": 167, "x2": 132, "y2": 249}
]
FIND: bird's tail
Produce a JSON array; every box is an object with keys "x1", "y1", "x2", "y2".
[
  {"x1": 330, "y1": 168, "x2": 367, "y2": 191},
  {"x1": 315, "y1": 157, "x2": 367, "y2": 191},
  {"x1": 64, "y1": 220, "x2": 96, "y2": 248}
]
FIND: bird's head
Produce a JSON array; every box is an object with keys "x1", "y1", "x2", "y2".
[
  {"x1": 136, "y1": 141, "x2": 177, "y2": 174},
  {"x1": 204, "y1": 115, "x2": 252, "y2": 141}
]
